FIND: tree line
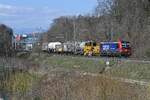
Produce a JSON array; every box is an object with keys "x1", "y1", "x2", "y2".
[{"x1": 42, "y1": 0, "x2": 150, "y2": 58}]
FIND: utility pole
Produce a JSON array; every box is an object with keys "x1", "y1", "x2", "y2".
[
  {"x1": 73, "y1": 17, "x2": 76, "y2": 53},
  {"x1": 65, "y1": 32, "x2": 68, "y2": 42},
  {"x1": 73, "y1": 18, "x2": 76, "y2": 42},
  {"x1": 110, "y1": 20, "x2": 114, "y2": 41}
]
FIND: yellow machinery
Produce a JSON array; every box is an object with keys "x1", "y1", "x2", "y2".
[{"x1": 83, "y1": 41, "x2": 100, "y2": 56}]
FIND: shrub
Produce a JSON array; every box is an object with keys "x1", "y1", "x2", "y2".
[{"x1": 145, "y1": 48, "x2": 150, "y2": 57}]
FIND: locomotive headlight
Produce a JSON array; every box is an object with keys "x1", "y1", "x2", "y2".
[{"x1": 106, "y1": 61, "x2": 110, "y2": 66}]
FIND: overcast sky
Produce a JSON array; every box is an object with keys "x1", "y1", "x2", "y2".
[{"x1": 0, "y1": 0, "x2": 98, "y2": 33}]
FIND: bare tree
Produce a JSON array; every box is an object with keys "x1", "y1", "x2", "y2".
[{"x1": 0, "y1": 24, "x2": 13, "y2": 56}]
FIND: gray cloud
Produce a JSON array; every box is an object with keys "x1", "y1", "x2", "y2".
[
  {"x1": 0, "y1": 4, "x2": 34, "y2": 16},
  {"x1": 0, "y1": 3, "x2": 67, "y2": 17}
]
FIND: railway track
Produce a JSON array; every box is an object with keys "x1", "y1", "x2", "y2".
[
  {"x1": 14, "y1": 51, "x2": 150, "y2": 64},
  {"x1": 79, "y1": 72, "x2": 150, "y2": 86}
]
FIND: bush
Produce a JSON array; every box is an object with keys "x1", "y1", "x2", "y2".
[{"x1": 145, "y1": 48, "x2": 150, "y2": 57}]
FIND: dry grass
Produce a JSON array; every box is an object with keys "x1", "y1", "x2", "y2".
[
  {"x1": 105, "y1": 61, "x2": 150, "y2": 81},
  {"x1": 30, "y1": 71, "x2": 149, "y2": 100},
  {"x1": 1, "y1": 54, "x2": 150, "y2": 100},
  {"x1": 27, "y1": 53, "x2": 106, "y2": 73}
]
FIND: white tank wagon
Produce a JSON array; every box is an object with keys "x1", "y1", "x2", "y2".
[{"x1": 48, "y1": 42, "x2": 62, "y2": 53}]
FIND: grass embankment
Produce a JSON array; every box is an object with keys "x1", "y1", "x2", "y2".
[
  {"x1": 0, "y1": 57, "x2": 40, "y2": 99},
  {"x1": 0, "y1": 68, "x2": 39, "y2": 94},
  {"x1": 28, "y1": 53, "x2": 106, "y2": 73},
  {"x1": 28, "y1": 53, "x2": 150, "y2": 81},
  {"x1": 29, "y1": 53, "x2": 150, "y2": 81},
  {"x1": 5, "y1": 72, "x2": 38, "y2": 93},
  {"x1": 1, "y1": 53, "x2": 150, "y2": 100},
  {"x1": 32, "y1": 71, "x2": 149, "y2": 100}
]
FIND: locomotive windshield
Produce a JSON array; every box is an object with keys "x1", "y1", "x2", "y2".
[
  {"x1": 93, "y1": 42, "x2": 97, "y2": 46},
  {"x1": 85, "y1": 42, "x2": 97, "y2": 46},
  {"x1": 121, "y1": 41, "x2": 131, "y2": 48},
  {"x1": 85, "y1": 42, "x2": 91, "y2": 46}
]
